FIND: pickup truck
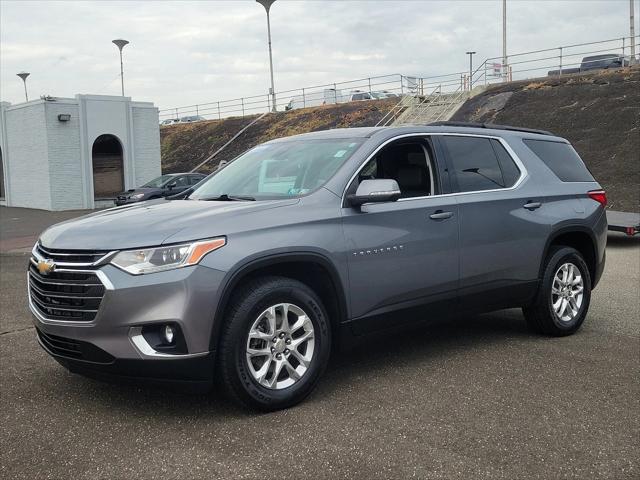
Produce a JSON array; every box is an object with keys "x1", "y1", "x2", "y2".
[{"x1": 548, "y1": 54, "x2": 630, "y2": 76}]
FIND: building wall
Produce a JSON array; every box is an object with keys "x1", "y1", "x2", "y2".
[
  {"x1": 78, "y1": 95, "x2": 132, "y2": 206},
  {"x1": 132, "y1": 105, "x2": 162, "y2": 186},
  {"x1": 0, "y1": 102, "x2": 8, "y2": 204},
  {"x1": 3, "y1": 102, "x2": 52, "y2": 210},
  {"x1": 44, "y1": 102, "x2": 83, "y2": 210},
  {"x1": 0, "y1": 95, "x2": 161, "y2": 211}
]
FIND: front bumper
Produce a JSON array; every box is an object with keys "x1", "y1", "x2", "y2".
[
  {"x1": 31, "y1": 262, "x2": 226, "y2": 385},
  {"x1": 37, "y1": 327, "x2": 215, "y2": 390}
]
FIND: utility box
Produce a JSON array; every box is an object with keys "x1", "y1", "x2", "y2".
[{"x1": 0, "y1": 94, "x2": 161, "y2": 210}]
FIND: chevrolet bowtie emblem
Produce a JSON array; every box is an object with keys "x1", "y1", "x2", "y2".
[{"x1": 37, "y1": 259, "x2": 56, "y2": 275}]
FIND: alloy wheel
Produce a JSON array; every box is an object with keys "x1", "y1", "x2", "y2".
[
  {"x1": 245, "y1": 303, "x2": 315, "y2": 389},
  {"x1": 551, "y1": 262, "x2": 584, "y2": 322}
]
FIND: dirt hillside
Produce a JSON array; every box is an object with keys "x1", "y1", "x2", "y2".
[
  {"x1": 161, "y1": 98, "x2": 396, "y2": 174},
  {"x1": 161, "y1": 68, "x2": 639, "y2": 211},
  {"x1": 453, "y1": 67, "x2": 640, "y2": 211}
]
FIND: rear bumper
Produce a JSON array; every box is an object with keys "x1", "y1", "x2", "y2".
[{"x1": 114, "y1": 198, "x2": 142, "y2": 206}]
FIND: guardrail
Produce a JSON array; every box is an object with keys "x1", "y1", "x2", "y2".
[{"x1": 159, "y1": 35, "x2": 639, "y2": 122}]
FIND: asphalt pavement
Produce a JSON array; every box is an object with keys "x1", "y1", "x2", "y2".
[{"x1": 1, "y1": 232, "x2": 638, "y2": 479}]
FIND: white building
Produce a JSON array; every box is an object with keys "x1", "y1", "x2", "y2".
[{"x1": 0, "y1": 94, "x2": 161, "y2": 210}]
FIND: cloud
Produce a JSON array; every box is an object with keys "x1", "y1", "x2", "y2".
[{"x1": 0, "y1": 0, "x2": 635, "y2": 111}]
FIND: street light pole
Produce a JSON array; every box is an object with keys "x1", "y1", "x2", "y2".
[
  {"x1": 502, "y1": 0, "x2": 508, "y2": 81},
  {"x1": 631, "y1": 0, "x2": 636, "y2": 65},
  {"x1": 112, "y1": 39, "x2": 129, "y2": 96},
  {"x1": 17, "y1": 72, "x2": 30, "y2": 102},
  {"x1": 466, "y1": 51, "x2": 476, "y2": 90},
  {"x1": 256, "y1": 0, "x2": 277, "y2": 112}
]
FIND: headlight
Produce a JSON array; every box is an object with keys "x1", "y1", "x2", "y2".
[
  {"x1": 110, "y1": 238, "x2": 226, "y2": 275},
  {"x1": 129, "y1": 193, "x2": 145, "y2": 200}
]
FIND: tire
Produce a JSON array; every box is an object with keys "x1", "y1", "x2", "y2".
[
  {"x1": 523, "y1": 246, "x2": 592, "y2": 336},
  {"x1": 217, "y1": 276, "x2": 331, "y2": 411}
]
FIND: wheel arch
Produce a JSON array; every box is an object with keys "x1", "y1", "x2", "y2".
[
  {"x1": 541, "y1": 226, "x2": 598, "y2": 286},
  {"x1": 209, "y1": 252, "x2": 349, "y2": 351}
]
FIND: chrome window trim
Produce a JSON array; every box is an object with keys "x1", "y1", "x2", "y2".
[
  {"x1": 128, "y1": 327, "x2": 209, "y2": 359},
  {"x1": 341, "y1": 132, "x2": 528, "y2": 206}
]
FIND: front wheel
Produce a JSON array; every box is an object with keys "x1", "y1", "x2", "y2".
[
  {"x1": 523, "y1": 246, "x2": 592, "y2": 336},
  {"x1": 217, "y1": 276, "x2": 331, "y2": 411}
]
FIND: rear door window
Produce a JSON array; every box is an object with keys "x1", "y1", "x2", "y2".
[
  {"x1": 441, "y1": 136, "x2": 511, "y2": 192},
  {"x1": 523, "y1": 139, "x2": 594, "y2": 182}
]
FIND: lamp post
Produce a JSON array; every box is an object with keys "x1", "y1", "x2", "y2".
[
  {"x1": 112, "y1": 39, "x2": 129, "y2": 96},
  {"x1": 256, "y1": 0, "x2": 277, "y2": 112},
  {"x1": 17, "y1": 72, "x2": 30, "y2": 102},
  {"x1": 466, "y1": 51, "x2": 476, "y2": 91},
  {"x1": 502, "y1": 0, "x2": 507, "y2": 80},
  {"x1": 631, "y1": 0, "x2": 636, "y2": 65}
]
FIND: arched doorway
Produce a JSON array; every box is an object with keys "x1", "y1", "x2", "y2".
[
  {"x1": 0, "y1": 146, "x2": 5, "y2": 200},
  {"x1": 92, "y1": 134, "x2": 124, "y2": 199}
]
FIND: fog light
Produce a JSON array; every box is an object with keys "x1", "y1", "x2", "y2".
[{"x1": 163, "y1": 325, "x2": 175, "y2": 344}]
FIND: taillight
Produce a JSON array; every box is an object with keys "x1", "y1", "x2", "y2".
[{"x1": 588, "y1": 189, "x2": 607, "y2": 207}]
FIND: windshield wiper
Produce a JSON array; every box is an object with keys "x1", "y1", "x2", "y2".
[{"x1": 199, "y1": 194, "x2": 256, "y2": 202}]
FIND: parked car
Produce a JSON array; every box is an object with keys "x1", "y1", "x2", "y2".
[
  {"x1": 30, "y1": 122, "x2": 606, "y2": 411},
  {"x1": 114, "y1": 173, "x2": 206, "y2": 205},
  {"x1": 285, "y1": 88, "x2": 342, "y2": 111},
  {"x1": 548, "y1": 53, "x2": 630, "y2": 76},
  {"x1": 346, "y1": 90, "x2": 374, "y2": 101},
  {"x1": 160, "y1": 118, "x2": 179, "y2": 126},
  {"x1": 370, "y1": 90, "x2": 399, "y2": 99},
  {"x1": 179, "y1": 115, "x2": 206, "y2": 123}
]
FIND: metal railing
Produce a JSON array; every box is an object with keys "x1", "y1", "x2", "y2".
[
  {"x1": 159, "y1": 74, "x2": 408, "y2": 121},
  {"x1": 470, "y1": 35, "x2": 640, "y2": 91},
  {"x1": 159, "y1": 35, "x2": 639, "y2": 122}
]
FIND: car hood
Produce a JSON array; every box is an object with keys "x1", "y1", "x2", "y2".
[{"x1": 40, "y1": 198, "x2": 299, "y2": 250}]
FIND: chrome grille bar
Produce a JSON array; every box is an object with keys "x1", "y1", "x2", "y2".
[{"x1": 28, "y1": 243, "x2": 112, "y2": 323}]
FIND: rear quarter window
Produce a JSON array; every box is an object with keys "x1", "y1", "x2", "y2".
[{"x1": 523, "y1": 139, "x2": 594, "y2": 182}]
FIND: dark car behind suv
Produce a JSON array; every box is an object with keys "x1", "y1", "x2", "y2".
[
  {"x1": 115, "y1": 172, "x2": 206, "y2": 205},
  {"x1": 30, "y1": 123, "x2": 606, "y2": 411}
]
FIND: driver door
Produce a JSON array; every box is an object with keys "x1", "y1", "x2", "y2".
[{"x1": 341, "y1": 135, "x2": 459, "y2": 334}]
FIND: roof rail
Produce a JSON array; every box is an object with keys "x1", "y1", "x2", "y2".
[{"x1": 428, "y1": 121, "x2": 553, "y2": 136}]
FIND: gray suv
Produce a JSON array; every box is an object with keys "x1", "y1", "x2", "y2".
[{"x1": 29, "y1": 123, "x2": 607, "y2": 411}]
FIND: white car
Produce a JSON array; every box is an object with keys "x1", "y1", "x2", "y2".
[{"x1": 179, "y1": 116, "x2": 206, "y2": 123}]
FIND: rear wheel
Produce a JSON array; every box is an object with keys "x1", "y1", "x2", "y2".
[
  {"x1": 523, "y1": 246, "x2": 592, "y2": 336},
  {"x1": 217, "y1": 276, "x2": 331, "y2": 411}
]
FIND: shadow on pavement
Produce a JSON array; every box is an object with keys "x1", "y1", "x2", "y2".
[{"x1": 50, "y1": 310, "x2": 533, "y2": 417}]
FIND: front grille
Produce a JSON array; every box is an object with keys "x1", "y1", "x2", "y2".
[
  {"x1": 35, "y1": 244, "x2": 110, "y2": 265},
  {"x1": 29, "y1": 244, "x2": 109, "y2": 322},
  {"x1": 36, "y1": 329, "x2": 115, "y2": 363}
]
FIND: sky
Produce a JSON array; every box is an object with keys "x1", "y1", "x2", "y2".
[{"x1": 0, "y1": 0, "x2": 637, "y2": 113}]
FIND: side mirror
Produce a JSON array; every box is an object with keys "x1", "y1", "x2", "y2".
[
  {"x1": 347, "y1": 179, "x2": 401, "y2": 208},
  {"x1": 166, "y1": 182, "x2": 177, "y2": 190}
]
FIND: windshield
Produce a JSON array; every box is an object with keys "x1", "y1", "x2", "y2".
[
  {"x1": 189, "y1": 138, "x2": 363, "y2": 200},
  {"x1": 142, "y1": 175, "x2": 175, "y2": 188}
]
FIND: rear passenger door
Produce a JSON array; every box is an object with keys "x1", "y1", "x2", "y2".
[{"x1": 438, "y1": 134, "x2": 549, "y2": 310}]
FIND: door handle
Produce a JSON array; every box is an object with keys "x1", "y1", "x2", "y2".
[
  {"x1": 523, "y1": 201, "x2": 542, "y2": 211},
  {"x1": 429, "y1": 210, "x2": 453, "y2": 220}
]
